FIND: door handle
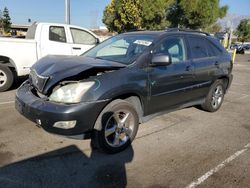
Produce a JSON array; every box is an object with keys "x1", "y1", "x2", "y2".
[
  {"x1": 72, "y1": 47, "x2": 81, "y2": 50},
  {"x1": 214, "y1": 61, "x2": 219, "y2": 68},
  {"x1": 186, "y1": 65, "x2": 193, "y2": 71}
]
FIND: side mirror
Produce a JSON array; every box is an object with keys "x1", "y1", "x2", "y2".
[{"x1": 151, "y1": 54, "x2": 171, "y2": 66}]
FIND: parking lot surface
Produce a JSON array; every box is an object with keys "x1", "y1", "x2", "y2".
[{"x1": 0, "y1": 55, "x2": 250, "y2": 188}]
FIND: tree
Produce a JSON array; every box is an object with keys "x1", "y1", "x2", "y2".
[
  {"x1": 167, "y1": 0, "x2": 228, "y2": 30},
  {"x1": 236, "y1": 19, "x2": 250, "y2": 43},
  {"x1": 103, "y1": 0, "x2": 228, "y2": 33},
  {"x1": 103, "y1": 0, "x2": 173, "y2": 33},
  {"x1": 2, "y1": 7, "x2": 12, "y2": 33},
  {"x1": 140, "y1": 0, "x2": 172, "y2": 30},
  {"x1": 103, "y1": 0, "x2": 142, "y2": 33},
  {"x1": 205, "y1": 23, "x2": 222, "y2": 33},
  {"x1": 0, "y1": 10, "x2": 3, "y2": 33}
]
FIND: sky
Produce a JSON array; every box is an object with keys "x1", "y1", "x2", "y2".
[
  {"x1": 0, "y1": 0, "x2": 249, "y2": 29},
  {"x1": 220, "y1": 0, "x2": 250, "y2": 16},
  {"x1": 0, "y1": 0, "x2": 110, "y2": 28}
]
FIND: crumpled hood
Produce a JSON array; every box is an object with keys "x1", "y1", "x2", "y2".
[{"x1": 31, "y1": 55, "x2": 125, "y2": 94}]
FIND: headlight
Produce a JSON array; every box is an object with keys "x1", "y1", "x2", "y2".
[{"x1": 49, "y1": 82, "x2": 95, "y2": 103}]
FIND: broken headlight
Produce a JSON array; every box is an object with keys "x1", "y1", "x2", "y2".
[{"x1": 49, "y1": 82, "x2": 95, "y2": 103}]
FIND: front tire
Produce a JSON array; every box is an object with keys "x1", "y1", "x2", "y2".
[
  {"x1": 201, "y1": 80, "x2": 225, "y2": 112},
  {"x1": 0, "y1": 65, "x2": 14, "y2": 92},
  {"x1": 91, "y1": 99, "x2": 139, "y2": 154}
]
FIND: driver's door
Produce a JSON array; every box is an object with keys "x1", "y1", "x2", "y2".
[{"x1": 148, "y1": 36, "x2": 195, "y2": 114}]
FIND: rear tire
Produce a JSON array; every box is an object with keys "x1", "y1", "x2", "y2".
[
  {"x1": 91, "y1": 99, "x2": 139, "y2": 154},
  {"x1": 201, "y1": 80, "x2": 225, "y2": 112},
  {"x1": 0, "y1": 65, "x2": 14, "y2": 92}
]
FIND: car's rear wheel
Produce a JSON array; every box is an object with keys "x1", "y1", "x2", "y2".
[
  {"x1": 0, "y1": 65, "x2": 14, "y2": 92},
  {"x1": 91, "y1": 99, "x2": 139, "y2": 154},
  {"x1": 201, "y1": 80, "x2": 225, "y2": 112}
]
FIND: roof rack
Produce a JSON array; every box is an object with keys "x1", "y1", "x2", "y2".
[
  {"x1": 165, "y1": 28, "x2": 210, "y2": 36},
  {"x1": 127, "y1": 29, "x2": 146, "y2": 32}
]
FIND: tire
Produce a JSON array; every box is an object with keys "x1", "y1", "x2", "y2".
[
  {"x1": 0, "y1": 65, "x2": 14, "y2": 92},
  {"x1": 201, "y1": 80, "x2": 225, "y2": 112},
  {"x1": 91, "y1": 99, "x2": 139, "y2": 154}
]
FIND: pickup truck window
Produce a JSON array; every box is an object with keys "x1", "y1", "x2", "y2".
[
  {"x1": 70, "y1": 28, "x2": 96, "y2": 45},
  {"x1": 49, "y1": 26, "x2": 67, "y2": 43}
]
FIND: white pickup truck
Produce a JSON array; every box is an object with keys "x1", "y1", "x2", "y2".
[{"x1": 0, "y1": 22, "x2": 100, "y2": 91}]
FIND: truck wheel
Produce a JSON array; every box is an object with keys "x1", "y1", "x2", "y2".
[
  {"x1": 91, "y1": 99, "x2": 139, "y2": 154},
  {"x1": 201, "y1": 80, "x2": 225, "y2": 112},
  {"x1": 0, "y1": 65, "x2": 14, "y2": 92}
]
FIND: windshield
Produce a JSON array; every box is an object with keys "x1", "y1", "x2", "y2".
[{"x1": 83, "y1": 34, "x2": 155, "y2": 65}]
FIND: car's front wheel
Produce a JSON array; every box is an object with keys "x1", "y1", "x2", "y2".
[{"x1": 91, "y1": 99, "x2": 139, "y2": 154}]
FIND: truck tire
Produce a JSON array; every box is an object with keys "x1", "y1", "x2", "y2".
[
  {"x1": 0, "y1": 65, "x2": 14, "y2": 92},
  {"x1": 201, "y1": 80, "x2": 225, "y2": 112},
  {"x1": 91, "y1": 99, "x2": 139, "y2": 154}
]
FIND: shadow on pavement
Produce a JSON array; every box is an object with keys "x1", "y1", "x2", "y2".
[
  {"x1": 0, "y1": 145, "x2": 134, "y2": 187},
  {"x1": 9, "y1": 76, "x2": 28, "y2": 91}
]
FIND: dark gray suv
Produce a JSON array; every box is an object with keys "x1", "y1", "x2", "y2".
[{"x1": 16, "y1": 29, "x2": 233, "y2": 153}]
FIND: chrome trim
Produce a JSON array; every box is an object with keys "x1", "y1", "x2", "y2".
[{"x1": 153, "y1": 81, "x2": 212, "y2": 97}]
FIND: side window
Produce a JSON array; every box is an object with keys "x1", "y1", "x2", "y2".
[
  {"x1": 70, "y1": 28, "x2": 96, "y2": 45},
  {"x1": 154, "y1": 37, "x2": 187, "y2": 63},
  {"x1": 207, "y1": 41, "x2": 222, "y2": 57},
  {"x1": 188, "y1": 36, "x2": 209, "y2": 59},
  {"x1": 49, "y1": 26, "x2": 66, "y2": 43}
]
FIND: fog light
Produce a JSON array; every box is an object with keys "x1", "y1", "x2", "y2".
[
  {"x1": 53, "y1": 121, "x2": 76, "y2": 129},
  {"x1": 36, "y1": 119, "x2": 42, "y2": 125}
]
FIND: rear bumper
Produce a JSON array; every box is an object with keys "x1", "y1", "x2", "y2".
[{"x1": 15, "y1": 81, "x2": 109, "y2": 137}]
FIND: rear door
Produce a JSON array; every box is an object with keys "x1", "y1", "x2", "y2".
[
  {"x1": 69, "y1": 27, "x2": 97, "y2": 55},
  {"x1": 40, "y1": 25, "x2": 72, "y2": 57},
  {"x1": 186, "y1": 35, "x2": 222, "y2": 99},
  {"x1": 148, "y1": 35, "x2": 195, "y2": 114}
]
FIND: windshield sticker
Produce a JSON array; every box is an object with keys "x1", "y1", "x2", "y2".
[{"x1": 133, "y1": 40, "x2": 152, "y2": 46}]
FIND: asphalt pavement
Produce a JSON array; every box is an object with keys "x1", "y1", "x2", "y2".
[{"x1": 0, "y1": 55, "x2": 250, "y2": 188}]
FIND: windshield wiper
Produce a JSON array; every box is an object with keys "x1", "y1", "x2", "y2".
[
  {"x1": 92, "y1": 56, "x2": 127, "y2": 66},
  {"x1": 93, "y1": 56, "x2": 104, "y2": 60}
]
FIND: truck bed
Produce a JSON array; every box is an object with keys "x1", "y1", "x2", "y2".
[{"x1": 0, "y1": 37, "x2": 38, "y2": 76}]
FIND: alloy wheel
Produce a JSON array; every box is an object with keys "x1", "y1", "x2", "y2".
[
  {"x1": 211, "y1": 85, "x2": 223, "y2": 109},
  {"x1": 0, "y1": 70, "x2": 7, "y2": 87},
  {"x1": 104, "y1": 109, "x2": 135, "y2": 147}
]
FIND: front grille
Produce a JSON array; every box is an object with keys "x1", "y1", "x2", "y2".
[{"x1": 29, "y1": 69, "x2": 49, "y2": 93}]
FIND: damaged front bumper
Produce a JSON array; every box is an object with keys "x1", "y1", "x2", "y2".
[{"x1": 15, "y1": 81, "x2": 109, "y2": 139}]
